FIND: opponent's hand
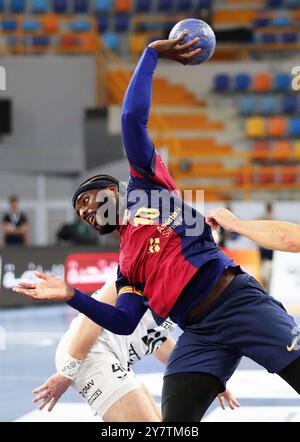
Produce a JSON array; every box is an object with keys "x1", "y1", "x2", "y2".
[
  {"x1": 13, "y1": 272, "x2": 74, "y2": 302},
  {"x1": 205, "y1": 208, "x2": 241, "y2": 232},
  {"x1": 218, "y1": 389, "x2": 240, "y2": 410},
  {"x1": 33, "y1": 373, "x2": 72, "y2": 412},
  {"x1": 149, "y1": 31, "x2": 202, "y2": 65}
]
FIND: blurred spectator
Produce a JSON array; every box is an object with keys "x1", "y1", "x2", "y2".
[
  {"x1": 2, "y1": 195, "x2": 29, "y2": 246},
  {"x1": 56, "y1": 216, "x2": 99, "y2": 246},
  {"x1": 258, "y1": 202, "x2": 274, "y2": 288},
  {"x1": 258, "y1": 202, "x2": 274, "y2": 260}
]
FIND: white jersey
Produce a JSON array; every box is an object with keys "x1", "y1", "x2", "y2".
[{"x1": 69, "y1": 308, "x2": 176, "y2": 370}]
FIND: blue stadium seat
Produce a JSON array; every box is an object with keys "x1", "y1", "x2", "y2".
[
  {"x1": 254, "y1": 18, "x2": 270, "y2": 27},
  {"x1": 267, "y1": 0, "x2": 283, "y2": 7},
  {"x1": 281, "y1": 95, "x2": 298, "y2": 114},
  {"x1": 102, "y1": 32, "x2": 120, "y2": 51},
  {"x1": 114, "y1": 13, "x2": 130, "y2": 32},
  {"x1": 197, "y1": 0, "x2": 213, "y2": 8},
  {"x1": 73, "y1": 0, "x2": 89, "y2": 13},
  {"x1": 274, "y1": 72, "x2": 291, "y2": 91},
  {"x1": 270, "y1": 16, "x2": 293, "y2": 27},
  {"x1": 94, "y1": 0, "x2": 112, "y2": 12},
  {"x1": 7, "y1": 36, "x2": 18, "y2": 46},
  {"x1": 23, "y1": 19, "x2": 41, "y2": 32},
  {"x1": 11, "y1": 0, "x2": 26, "y2": 12},
  {"x1": 135, "y1": 0, "x2": 150, "y2": 12},
  {"x1": 282, "y1": 33, "x2": 298, "y2": 43},
  {"x1": 2, "y1": 20, "x2": 18, "y2": 31},
  {"x1": 234, "y1": 73, "x2": 251, "y2": 91},
  {"x1": 257, "y1": 96, "x2": 278, "y2": 115},
  {"x1": 31, "y1": 0, "x2": 48, "y2": 13},
  {"x1": 261, "y1": 33, "x2": 277, "y2": 43},
  {"x1": 53, "y1": 0, "x2": 68, "y2": 13},
  {"x1": 288, "y1": 117, "x2": 300, "y2": 137},
  {"x1": 0, "y1": 0, "x2": 5, "y2": 11},
  {"x1": 238, "y1": 96, "x2": 256, "y2": 116},
  {"x1": 96, "y1": 14, "x2": 109, "y2": 33},
  {"x1": 33, "y1": 35, "x2": 50, "y2": 45},
  {"x1": 177, "y1": 0, "x2": 193, "y2": 11},
  {"x1": 71, "y1": 21, "x2": 91, "y2": 32},
  {"x1": 157, "y1": 0, "x2": 173, "y2": 11},
  {"x1": 213, "y1": 74, "x2": 230, "y2": 92},
  {"x1": 286, "y1": 0, "x2": 300, "y2": 6}
]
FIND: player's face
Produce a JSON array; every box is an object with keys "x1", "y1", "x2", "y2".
[{"x1": 75, "y1": 186, "x2": 119, "y2": 235}]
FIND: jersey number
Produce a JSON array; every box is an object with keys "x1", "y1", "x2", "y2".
[{"x1": 133, "y1": 207, "x2": 160, "y2": 227}]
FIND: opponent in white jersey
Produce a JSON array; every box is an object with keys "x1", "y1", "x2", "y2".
[
  {"x1": 33, "y1": 275, "x2": 239, "y2": 421},
  {"x1": 55, "y1": 303, "x2": 176, "y2": 420}
]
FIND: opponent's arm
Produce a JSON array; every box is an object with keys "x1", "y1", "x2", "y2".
[
  {"x1": 121, "y1": 32, "x2": 201, "y2": 171},
  {"x1": 67, "y1": 280, "x2": 117, "y2": 360},
  {"x1": 153, "y1": 336, "x2": 176, "y2": 365},
  {"x1": 206, "y1": 208, "x2": 300, "y2": 253}
]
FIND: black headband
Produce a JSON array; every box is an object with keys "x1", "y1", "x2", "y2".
[{"x1": 72, "y1": 179, "x2": 116, "y2": 209}]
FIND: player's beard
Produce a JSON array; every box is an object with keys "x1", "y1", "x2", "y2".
[{"x1": 95, "y1": 197, "x2": 119, "y2": 235}]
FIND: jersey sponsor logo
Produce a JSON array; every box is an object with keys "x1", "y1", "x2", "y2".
[
  {"x1": 79, "y1": 379, "x2": 95, "y2": 399},
  {"x1": 127, "y1": 343, "x2": 141, "y2": 369},
  {"x1": 111, "y1": 363, "x2": 128, "y2": 380},
  {"x1": 287, "y1": 326, "x2": 300, "y2": 352},
  {"x1": 88, "y1": 389, "x2": 102, "y2": 406},
  {"x1": 148, "y1": 237, "x2": 160, "y2": 254},
  {"x1": 157, "y1": 207, "x2": 182, "y2": 238},
  {"x1": 133, "y1": 207, "x2": 160, "y2": 227},
  {"x1": 142, "y1": 329, "x2": 167, "y2": 355}
]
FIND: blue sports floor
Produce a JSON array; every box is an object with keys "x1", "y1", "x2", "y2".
[{"x1": 1, "y1": 305, "x2": 300, "y2": 422}]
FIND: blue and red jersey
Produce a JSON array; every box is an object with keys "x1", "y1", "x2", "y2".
[
  {"x1": 68, "y1": 46, "x2": 236, "y2": 332},
  {"x1": 117, "y1": 46, "x2": 235, "y2": 325}
]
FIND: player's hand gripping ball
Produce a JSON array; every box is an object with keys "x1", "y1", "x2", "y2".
[{"x1": 169, "y1": 18, "x2": 216, "y2": 65}]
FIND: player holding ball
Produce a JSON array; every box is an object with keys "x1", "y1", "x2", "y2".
[{"x1": 14, "y1": 25, "x2": 300, "y2": 422}]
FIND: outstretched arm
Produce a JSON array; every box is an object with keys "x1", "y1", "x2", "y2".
[
  {"x1": 121, "y1": 32, "x2": 201, "y2": 172},
  {"x1": 206, "y1": 208, "x2": 300, "y2": 253},
  {"x1": 13, "y1": 272, "x2": 148, "y2": 335}
]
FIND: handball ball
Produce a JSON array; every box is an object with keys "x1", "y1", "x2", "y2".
[{"x1": 169, "y1": 18, "x2": 216, "y2": 65}]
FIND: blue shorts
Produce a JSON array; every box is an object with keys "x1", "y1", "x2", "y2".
[{"x1": 165, "y1": 272, "x2": 300, "y2": 388}]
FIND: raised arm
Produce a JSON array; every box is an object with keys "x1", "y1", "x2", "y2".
[
  {"x1": 206, "y1": 208, "x2": 300, "y2": 253},
  {"x1": 121, "y1": 46, "x2": 157, "y2": 171},
  {"x1": 121, "y1": 32, "x2": 201, "y2": 172}
]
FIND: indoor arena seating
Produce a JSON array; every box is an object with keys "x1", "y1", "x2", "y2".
[
  {"x1": 1, "y1": 0, "x2": 299, "y2": 60},
  {"x1": 1, "y1": 1, "x2": 299, "y2": 200},
  {"x1": 211, "y1": 68, "x2": 300, "y2": 196}
]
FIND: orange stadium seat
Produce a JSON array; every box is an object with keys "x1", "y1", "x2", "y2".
[
  {"x1": 255, "y1": 168, "x2": 275, "y2": 184},
  {"x1": 280, "y1": 167, "x2": 298, "y2": 184},
  {"x1": 60, "y1": 33, "x2": 79, "y2": 48},
  {"x1": 245, "y1": 116, "x2": 265, "y2": 137},
  {"x1": 213, "y1": 9, "x2": 257, "y2": 25},
  {"x1": 252, "y1": 72, "x2": 272, "y2": 92},
  {"x1": 252, "y1": 140, "x2": 269, "y2": 159},
  {"x1": 273, "y1": 140, "x2": 292, "y2": 159},
  {"x1": 294, "y1": 140, "x2": 300, "y2": 159},
  {"x1": 42, "y1": 15, "x2": 59, "y2": 34},
  {"x1": 115, "y1": 0, "x2": 132, "y2": 12},
  {"x1": 130, "y1": 33, "x2": 149, "y2": 54},
  {"x1": 267, "y1": 116, "x2": 287, "y2": 137}
]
